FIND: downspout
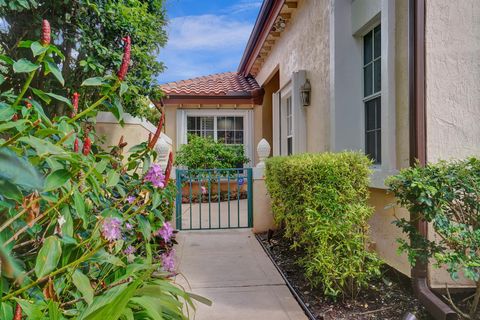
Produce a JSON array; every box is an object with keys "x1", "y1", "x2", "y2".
[{"x1": 408, "y1": 0, "x2": 457, "y2": 319}]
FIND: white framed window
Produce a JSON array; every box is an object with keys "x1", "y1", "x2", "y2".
[
  {"x1": 363, "y1": 25, "x2": 381, "y2": 164},
  {"x1": 272, "y1": 71, "x2": 308, "y2": 157},
  {"x1": 331, "y1": 0, "x2": 396, "y2": 189},
  {"x1": 186, "y1": 115, "x2": 244, "y2": 145},
  {"x1": 286, "y1": 96, "x2": 293, "y2": 155},
  {"x1": 177, "y1": 109, "x2": 254, "y2": 165}
]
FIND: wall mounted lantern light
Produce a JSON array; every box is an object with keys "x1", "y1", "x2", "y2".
[{"x1": 300, "y1": 79, "x2": 311, "y2": 106}]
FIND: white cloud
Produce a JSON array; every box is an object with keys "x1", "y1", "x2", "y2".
[
  {"x1": 166, "y1": 14, "x2": 254, "y2": 51},
  {"x1": 229, "y1": 0, "x2": 262, "y2": 13}
]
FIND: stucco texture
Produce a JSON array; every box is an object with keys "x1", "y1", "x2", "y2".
[
  {"x1": 256, "y1": 0, "x2": 331, "y2": 153},
  {"x1": 425, "y1": 0, "x2": 480, "y2": 163},
  {"x1": 424, "y1": 0, "x2": 480, "y2": 289}
]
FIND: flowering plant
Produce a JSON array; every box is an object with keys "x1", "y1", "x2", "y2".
[{"x1": 0, "y1": 21, "x2": 209, "y2": 319}]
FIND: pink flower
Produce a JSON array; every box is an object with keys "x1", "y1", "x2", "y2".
[
  {"x1": 144, "y1": 163, "x2": 166, "y2": 188},
  {"x1": 201, "y1": 186, "x2": 207, "y2": 194},
  {"x1": 101, "y1": 217, "x2": 122, "y2": 242},
  {"x1": 41, "y1": 20, "x2": 51, "y2": 46},
  {"x1": 157, "y1": 221, "x2": 174, "y2": 242},
  {"x1": 126, "y1": 195, "x2": 136, "y2": 204},
  {"x1": 161, "y1": 249, "x2": 175, "y2": 272},
  {"x1": 124, "y1": 245, "x2": 136, "y2": 255}
]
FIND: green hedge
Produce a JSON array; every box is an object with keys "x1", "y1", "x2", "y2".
[{"x1": 265, "y1": 152, "x2": 382, "y2": 298}]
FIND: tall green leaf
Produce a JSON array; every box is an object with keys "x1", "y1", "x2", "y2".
[
  {"x1": 44, "y1": 169, "x2": 71, "y2": 192},
  {"x1": 35, "y1": 236, "x2": 62, "y2": 278},
  {"x1": 73, "y1": 188, "x2": 87, "y2": 228},
  {"x1": 46, "y1": 61, "x2": 65, "y2": 86},
  {"x1": 72, "y1": 270, "x2": 94, "y2": 305}
]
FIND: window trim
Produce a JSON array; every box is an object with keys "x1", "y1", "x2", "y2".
[
  {"x1": 177, "y1": 109, "x2": 254, "y2": 166},
  {"x1": 363, "y1": 24, "x2": 382, "y2": 165}
]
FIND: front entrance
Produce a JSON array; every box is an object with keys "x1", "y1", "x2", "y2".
[{"x1": 175, "y1": 168, "x2": 253, "y2": 230}]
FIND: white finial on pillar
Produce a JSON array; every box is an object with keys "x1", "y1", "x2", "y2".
[
  {"x1": 155, "y1": 136, "x2": 170, "y2": 168},
  {"x1": 256, "y1": 138, "x2": 271, "y2": 168}
]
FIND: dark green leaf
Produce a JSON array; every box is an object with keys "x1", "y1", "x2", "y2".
[
  {"x1": 136, "y1": 215, "x2": 151, "y2": 241},
  {"x1": 45, "y1": 93, "x2": 72, "y2": 107},
  {"x1": 0, "y1": 147, "x2": 43, "y2": 191},
  {"x1": 0, "y1": 55, "x2": 14, "y2": 65},
  {"x1": 35, "y1": 236, "x2": 62, "y2": 278},
  {"x1": 31, "y1": 88, "x2": 52, "y2": 104},
  {"x1": 81, "y1": 77, "x2": 105, "y2": 87},
  {"x1": 73, "y1": 188, "x2": 87, "y2": 228},
  {"x1": 44, "y1": 169, "x2": 71, "y2": 192},
  {"x1": 13, "y1": 59, "x2": 40, "y2": 73},
  {"x1": 106, "y1": 170, "x2": 120, "y2": 188},
  {"x1": 45, "y1": 61, "x2": 65, "y2": 86},
  {"x1": 18, "y1": 136, "x2": 66, "y2": 156},
  {"x1": 0, "y1": 103, "x2": 15, "y2": 121},
  {"x1": 72, "y1": 270, "x2": 94, "y2": 305},
  {"x1": 30, "y1": 41, "x2": 48, "y2": 57}
]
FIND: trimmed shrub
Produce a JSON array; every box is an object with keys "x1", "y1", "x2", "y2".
[
  {"x1": 387, "y1": 158, "x2": 480, "y2": 318},
  {"x1": 265, "y1": 152, "x2": 382, "y2": 298},
  {"x1": 175, "y1": 134, "x2": 249, "y2": 169}
]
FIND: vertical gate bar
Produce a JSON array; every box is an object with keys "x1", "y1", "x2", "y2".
[
  {"x1": 175, "y1": 169, "x2": 182, "y2": 230},
  {"x1": 208, "y1": 171, "x2": 211, "y2": 229},
  {"x1": 227, "y1": 172, "x2": 231, "y2": 228},
  {"x1": 217, "y1": 170, "x2": 221, "y2": 228},
  {"x1": 198, "y1": 174, "x2": 202, "y2": 229},
  {"x1": 247, "y1": 168, "x2": 253, "y2": 228},
  {"x1": 237, "y1": 169, "x2": 240, "y2": 227},
  {"x1": 189, "y1": 172, "x2": 193, "y2": 230}
]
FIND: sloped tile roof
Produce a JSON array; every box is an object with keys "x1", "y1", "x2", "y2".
[{"x1": 160, "y1": 72, "x2": 261, "y2": 97}]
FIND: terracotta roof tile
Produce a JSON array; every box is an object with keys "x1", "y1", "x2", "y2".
[{"x1": 160, "y1": 72, "x2": 261, "y2": 97}]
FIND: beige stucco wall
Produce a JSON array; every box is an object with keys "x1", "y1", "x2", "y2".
[
  {"x1": 368, "y1": 188, "x2": 410, "y2": 276},
  {"x1": 95, "y1": 112, "x2": 172, "y2": 157},
  {"x1": 96, "y1": 123, "x2": 150, "y2": 152},
  {"x1": 425, "y1": 0, "x2": 480, "y2": 163},
  {"x1": 423, "y1": 0, "x2": 480, "y2": 289},
  {"x1": 255, "y1": 0, "x2": 331, "y2": 153}
]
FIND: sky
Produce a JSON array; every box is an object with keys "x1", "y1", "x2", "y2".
[{"x1": 157, "y1": 0, "x2": 262, "y2": 84}]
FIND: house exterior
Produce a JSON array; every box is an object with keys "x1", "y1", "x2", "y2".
[{"x1": 159, "y1": 0, "x2": 480, "y2": 318}]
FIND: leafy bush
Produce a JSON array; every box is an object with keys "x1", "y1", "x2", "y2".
[
  {"x1": 265, "y1": 152, "x2": 382, "y2": 298},
  {"x1": 387, "y1": 158, "x2": 480, "y2": 319},
  {"x1": 175, "y1": 134, "x2": 249, "y2": 169},
  {"x1": 0, "y1": 21, "x2": 209, "y2": 319}
]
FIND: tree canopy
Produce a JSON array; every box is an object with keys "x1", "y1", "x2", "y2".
[{"x1": 0, "y1": 0, "x2": 167, "y2": 120}]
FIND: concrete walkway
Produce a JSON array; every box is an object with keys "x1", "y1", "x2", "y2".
[{"x1": 174, "y1": 229, "x2": 307, "y2": 320}]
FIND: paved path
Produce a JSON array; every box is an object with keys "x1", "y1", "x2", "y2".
[{"x1": 174, "y1": 229, "x2": 307, "y2": 320}]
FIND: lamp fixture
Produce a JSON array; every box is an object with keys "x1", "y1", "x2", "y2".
[{"x1": 300, "y1": 79, "x2": 311, "y2": 106}]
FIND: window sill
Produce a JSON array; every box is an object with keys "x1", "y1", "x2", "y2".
[{"x1": 369, "y1": 167, "x2": 398, "y2": 190}]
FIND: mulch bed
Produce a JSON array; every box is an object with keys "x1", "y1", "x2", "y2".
[{"x1": 257, "y1": 231, "x2": 434, "y2": 320}]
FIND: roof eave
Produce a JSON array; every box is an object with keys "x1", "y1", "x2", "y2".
[
  {"x1": 161, "y1": 91, "x2": 264, "y2": 106},
  {"x1": 237, "y1": 0, "x2": 284, "y2": 76}
]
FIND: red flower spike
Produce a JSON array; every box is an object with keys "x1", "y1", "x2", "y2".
[
  {"x1": 164, "y1": 152, "x2": 174, "y2": 183},
  {"x1": 14, "y1": 304, "x2": 22, "y2": 320},
  {"x1": 82, "y1": 136, "x2": 91, "y2": 155},
  {"x1": 41, "y1": 20, "x2": 51, "y2": 46},
  {"x1": 117, "y1": 36, "x2": 131, "y2": 81},
  {"x1": 72, "y1": 92, "x2": 80, "y2": 116},
  {"x1": 74, "y1": 137, "x2": 79, "y2": 153},
  {"x1": 147, "y1": 112, "x2": 164, "y2": 150}
]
